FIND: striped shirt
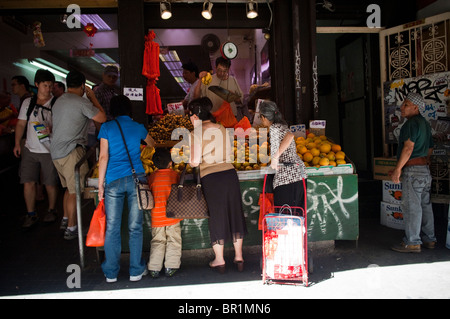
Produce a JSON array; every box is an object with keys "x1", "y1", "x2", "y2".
[{"x1": 147, "y1": 169, "x2": 181, "y2": 227}]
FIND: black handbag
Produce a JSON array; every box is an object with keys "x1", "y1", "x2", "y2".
[
  {"x1": 115, "y1": 120, "x2": 154, "y2": 211},
  {"x1": 166, "y1": 166, "x2": 209, "y2": 219}
]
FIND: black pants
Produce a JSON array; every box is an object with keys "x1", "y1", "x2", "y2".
[{"x1": 273, "y1": 179, "x2": 307, "y2": 214}]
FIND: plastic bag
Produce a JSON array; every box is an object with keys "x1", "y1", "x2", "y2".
[
  {"x1": 212, "y1": 101, "x2": 238, "y2": 128},
  {"x1": 234, "y1": 116, "x2": 252, "y2": 138},
  {"x1": 86, "y1": 199, "x2": 106, "y2": 247}
]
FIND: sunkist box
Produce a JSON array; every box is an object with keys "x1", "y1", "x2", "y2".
[
  {"x1": 380, "y1": 201, "x2": 404, "y2": 230},
  {"x1": 381, "y1": 180, "x2": 402, "y2": 205},
  {"x1": 373, "y1": 157, "x2": 397, "y2": 181}
]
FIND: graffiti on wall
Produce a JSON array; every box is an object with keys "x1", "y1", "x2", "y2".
[
  {"x1": 384, "y1": 71, "x2": 450, "y2": 144},
  {"x1": 307, "y1": 175, "x2": 358, "y2": 239}
]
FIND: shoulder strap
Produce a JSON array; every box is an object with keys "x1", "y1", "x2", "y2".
[
  {"x1": 50, "y1": 96, "x2": 58, "y2": 106},
  {"x1": 26, "y1": 95, "x2": 38, "y2": 123},
  {"x1": 115, "y1": 119, "x2": 138, "y2": 182}
]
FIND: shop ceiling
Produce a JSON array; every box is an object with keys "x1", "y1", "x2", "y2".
[{"x1": 0, "y1": 0, "x2": 378, "y2": 83}]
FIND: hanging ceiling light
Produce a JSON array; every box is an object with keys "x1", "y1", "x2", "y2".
[
  {"x1": 160, "y1": 1, "x2": 172, "y2": 20},
  {"x1": 202, "y1": 1, "x2": 213, "y2": 20},
  {"x1": 246, "y1": 0, "x2": 258, "y2": 19}
]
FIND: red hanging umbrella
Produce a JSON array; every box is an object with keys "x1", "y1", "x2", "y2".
[{"x1": 142, "y1": 30, "x2": 162, "y2": 115}]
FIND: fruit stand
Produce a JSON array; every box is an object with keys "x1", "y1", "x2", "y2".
[{"x1": 85, "y1": 114, "x2": 359, "y2": 252}]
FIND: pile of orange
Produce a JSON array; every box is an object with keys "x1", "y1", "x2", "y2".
[{"x1": 295, "y1": 133, "x2": 347, "y2": 167}]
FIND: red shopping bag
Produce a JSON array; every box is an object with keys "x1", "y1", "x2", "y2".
[
  {"x1": 86, "y1": 199, "x2": 106, "y2": 247},
  {"x1": 212, "y1": 101, "x2": 238, "y2": 128},
  {"x1": 258, "y1": 193, "x2": 274, "y2": 230}
]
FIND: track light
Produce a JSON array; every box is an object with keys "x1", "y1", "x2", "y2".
[
  {"x1": 246, "y1": 0, "x2": 258, "y2": 19},
  {"x1": 160, "y1": 1, "x2": 172, "y2": 20},
  {"x1": 202, "y1": 1, "x2": 213, "y2": 20}
]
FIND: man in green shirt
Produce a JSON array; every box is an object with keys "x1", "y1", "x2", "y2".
[{"x1": 391, "y1": 92, "x2": 436, "y2": 253}]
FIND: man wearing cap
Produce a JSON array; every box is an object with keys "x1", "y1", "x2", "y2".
[
  {"x1": 95, "y1": 65, "x2": 119, "y2": 120},
  {"x1": 391, "y1": 92, "x2": 437, "y2": 253},
  {"x1": 87, "y1": 66, "x2": 119, "y2": 146}
]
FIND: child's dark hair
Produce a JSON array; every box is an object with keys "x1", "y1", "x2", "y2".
[
  {"x1": 110, "y1": 94, "x2": 131, "y2": 118},
  {"x1": 152, "y1": 148, "x2": 172, "y2": 169},
  {"x1": 34, "y1": 69, "x2": 55, "y2": 84},
  {"x1": 188, "y1": 97, "x2": 216, "y2": 122},
  {"x1": 259, "y1": 100, "x2": 287, "y2": 126}
]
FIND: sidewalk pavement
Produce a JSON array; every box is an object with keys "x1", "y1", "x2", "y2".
[{"x1": 1, "y1": 187, "x2": 449, "y2": 299}]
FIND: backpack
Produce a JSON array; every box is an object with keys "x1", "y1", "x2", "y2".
[{"x1": 26, "y1": 95, "x2": 58, "y2": 123}]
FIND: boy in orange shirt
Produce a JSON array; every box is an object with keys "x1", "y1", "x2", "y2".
[{"x1": 147, "y1": 148, "x2": 182, "y2": 277}]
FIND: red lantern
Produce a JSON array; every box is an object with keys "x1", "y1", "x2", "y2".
[{"x1": 83, "y1": 23, "x2": 97, "y2": 37}]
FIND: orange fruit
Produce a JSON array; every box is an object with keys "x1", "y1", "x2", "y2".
[
  {"x1": 306, "y1": 142, "x2": 317, "y2": 150},
  {"x1": 307, "y1": 132, "x2": 316, "y2": 139},
  {"x1": 319, "y1": 135, "x2": 328, "y2": 141},
  {"x1": 319, "y1": 143, "x2": 331, "y2": 154},
  {"x1": 329, "y1": 160, "x2": 337, "y2": 167},
  {"x1": 310, "y1": 147, "x2": 320, "y2": 157},
  {"x1": 319, "y1": 157, "x2": 330, "y2": 166},
  {"x1": 297, "y1": 145, "x2": 308, "y2": 155},
  {"x1": 296, "y1": 136, "x2": 305, "y2": 143},
  {"x1": 327, "y1": 152, "x2": 336, "y2": 161},
  {"x1": 331, "y1": 144, "x2": 342, "y2": 152},
  {"x1": 336, "y1": 159, "x2": 346, "y2": 165},
  {"x1": 303, "y1": 152, "x2": 313, "y2": 162},
  {"x1": 335, "y1": 151, "x2": 346, "y2": 160},
  {"x1": 312, "y1": 156, "x2": 321, "y2": 166}
]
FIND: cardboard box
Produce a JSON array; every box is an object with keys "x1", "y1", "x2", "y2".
[
  {"x1": 373, "y1": 157, "x2": 397, "y2": 181},
  {"x1": 380, "y1": 201, "x2": 404, "y2": 230},
  {"x1": 381, "y1": 180, "x2": 402, "y2": 204}
]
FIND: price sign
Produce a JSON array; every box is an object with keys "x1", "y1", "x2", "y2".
[
  {"x1": 123, "y1": 87, "x2": 143, "y2": 101},
  {"x1": 290, "y1": 124, "x2": 306, "y2": 138}
]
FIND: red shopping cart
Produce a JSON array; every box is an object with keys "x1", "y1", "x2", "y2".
[{"x1": 261, "y1": 172, "x2": 309, "y2": 286}]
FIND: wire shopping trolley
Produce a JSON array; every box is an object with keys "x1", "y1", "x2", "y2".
[{"x1": 261, "y1": 171, "x2": 309, "y2": 286}]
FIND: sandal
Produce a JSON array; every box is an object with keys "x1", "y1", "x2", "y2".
[
  {"x1": 209, "y1": 261, "x2": 226, "y2": 274},
  {"x1": 234, "y1": 260, "x2": 244, "y2": 272}
]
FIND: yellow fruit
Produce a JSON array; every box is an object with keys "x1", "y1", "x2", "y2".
[
  {"x1": 336, "y1": 159, "x2": 346, "y2": 165},
  {"x1": 310, "y1": 148, "x2": 320, "y2": 157},
  {"x1": 202, "y1": 72, "x2": 212, "y2": 85},
  {"x1": 319, "y1": 143, "x2": 331, "y2": 154},
  {"x1": 303, "y1": 152, "x2": 313, "y2": 163},
  {"x1": 331, "y1": 144, "x2": 342, "y2": 152},
  {"x1": 319, "y1": 157, "x2": 330, "y2": 166},
  {"x1": 307, "y1": 132, "x2": 316, "y2": 139},
  {"x1": 335, "y1": 151, "x2": 346, "y2": 160},
  {"x1": 329, "y1": 160, "x2": 337, "y2": 167},
  {"x1": 319, "y1": 135, "x2": 327, "y2": 141}
]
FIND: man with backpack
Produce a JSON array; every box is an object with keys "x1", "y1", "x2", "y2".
[{"x1": 13, "y1": 69, "x2": 60, "y2": 229}]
